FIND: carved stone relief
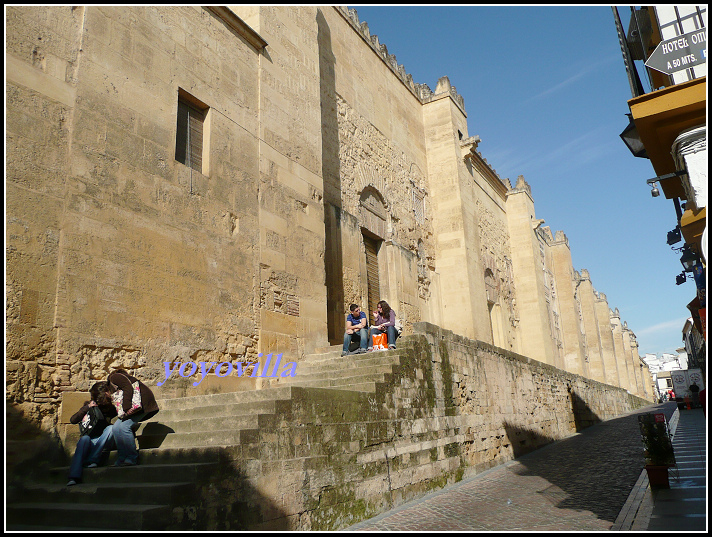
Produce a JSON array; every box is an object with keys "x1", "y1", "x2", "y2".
[
  {"x1": 476, "y1": 199, "x2": 518, "y2": 335},
  {"x1": 336, "y1": 94, "x2": 435, "y2": 306}
]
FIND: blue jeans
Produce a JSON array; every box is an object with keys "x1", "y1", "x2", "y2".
[
  {"x1": 343, "y1": 328, "x2": 368, "y2": 353},
  {"x1": 369, "y1": 326, "x2": 397, "y2": 348},
  {"x1": 68, "y1": 424, "x2": 115, "y2": 480},
  {"x1": 113, "y1": 412, "x2": 145, "y2": 464}
]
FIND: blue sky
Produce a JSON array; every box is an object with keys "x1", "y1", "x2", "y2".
[{"x1": 351, "y1": 5, "x2": 695, "y2": 356}]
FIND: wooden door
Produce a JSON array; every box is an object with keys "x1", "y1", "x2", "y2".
[{"x1": 363, "y1": 235, "x2": 380, "y2": 320}]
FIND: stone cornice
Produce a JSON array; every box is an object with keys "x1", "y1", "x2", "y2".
[{"x1": 205, "y1": 6, "x2": 268, "y2": 51}]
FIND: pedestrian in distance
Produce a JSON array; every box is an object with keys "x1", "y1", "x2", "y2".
[
  {"x1": 67, "y1": 381, "x2": 117, "y2": 486},
  {"x1": 106, "y1": 369, "x2": 159, "y2": 467},
  {"x1": 689, "y1": 381, "x2": 700, "y2": 408},
  {"x1": 368, "y1": 300, "x2": 398, "y2": 351},
  {"x1": 343, "y1": 303, "x2": 369, "y2": 356}
]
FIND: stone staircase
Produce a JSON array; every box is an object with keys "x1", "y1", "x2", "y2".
[{"x1": 6, "y1": 342, "x2": 412, "y2": 530}]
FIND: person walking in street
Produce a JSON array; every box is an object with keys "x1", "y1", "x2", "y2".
[{"x1": 106, "y1": 369, "x2": 159, "y2": 467}]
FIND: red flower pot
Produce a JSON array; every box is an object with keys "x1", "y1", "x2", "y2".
[{"x1": 645, "y1": 464, "x2": 671, "y2": 488}]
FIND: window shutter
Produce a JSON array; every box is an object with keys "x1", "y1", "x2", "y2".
[
  {"x1": 176, "y1": 97, "x2": 205, "y2": 173},
  {"x1": 187, "y1": 107, "x2": 203, "y2": 172}
]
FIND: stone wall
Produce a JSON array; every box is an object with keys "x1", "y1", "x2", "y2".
[
  {"x1": 179, "y1": 324, "x2": 648, "y2": 530},
  {"x1": 6, "y1": 5, "x2": 652, "y2": 445},
  {"x1": 6, "y1": 5, "x2": 265, "y2": 432}
]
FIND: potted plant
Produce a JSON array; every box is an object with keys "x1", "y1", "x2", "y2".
[{"x1": 638, "y1": 413, "x2": 676, "y2": 488}]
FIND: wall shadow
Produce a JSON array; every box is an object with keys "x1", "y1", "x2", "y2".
[
  {"x1": 569, "y1": 386, "x2": 603, "y2": 432},
  {"x1": 503, "y1": 401, "x2": 677, "y2": 523},
  {"x1": 6, "y1": 404, "x2": 68, "y2": 487},
  {"x1": 317, "y1": 8, "x2": 345, "y2": 345},
  {"x1": 6, "y1": 404, "x2": 289, "y2": 530}
]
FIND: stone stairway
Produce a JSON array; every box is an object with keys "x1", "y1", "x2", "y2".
[{"x1": 7, "y1": 342, "x2": 411, "y2": 530}]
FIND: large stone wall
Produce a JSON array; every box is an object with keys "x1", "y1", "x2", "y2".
[
  {"x1": 6, "y1": 5, "x2": 264, "y2": 430},
  {"x1": 6, "y1": 5, "x2": 652, "y2": 443},
  {"x1": 162, "y1": 324, "x2": 648, "y2": 530}
]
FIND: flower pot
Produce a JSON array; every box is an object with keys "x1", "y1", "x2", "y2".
[{"x1": 645, "y1": 464, "x2": 670, "y2": 488}]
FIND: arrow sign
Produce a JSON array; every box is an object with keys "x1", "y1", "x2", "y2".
[{"x1": 645, "y1": 29, "x2": 707, "y2": 75}]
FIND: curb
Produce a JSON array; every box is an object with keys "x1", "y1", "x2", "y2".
[{"x1": 611, "y1": 407, "x2": 680, "y2": 531}]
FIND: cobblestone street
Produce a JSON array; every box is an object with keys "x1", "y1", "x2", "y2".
[{"x1": 348, "y1": 402, "x2": 681, "y2": 531}]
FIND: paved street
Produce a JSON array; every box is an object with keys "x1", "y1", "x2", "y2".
[{"x1": 347, "y1": 402, "x2": 680, "y2": 531}]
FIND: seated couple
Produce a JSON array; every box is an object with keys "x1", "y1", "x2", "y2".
[{"x1": 342, "y1": 300, "x2": 399, "y2": 356}]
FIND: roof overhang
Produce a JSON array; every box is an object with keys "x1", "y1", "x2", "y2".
[{"x1": 628, "y1": 77, "x2": 706, "y2": 199}]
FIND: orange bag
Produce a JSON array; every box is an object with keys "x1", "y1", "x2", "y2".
[{"x1": 372, "y1": 333, "x2": 387, "y2": 350}]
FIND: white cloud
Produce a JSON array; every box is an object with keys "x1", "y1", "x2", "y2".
[
  {"x1": 635, "y1": 317, "x2": 689, "y2": 337},
  {"x1": 525, "y1": 55, "x2": 619, "y2": 103}
]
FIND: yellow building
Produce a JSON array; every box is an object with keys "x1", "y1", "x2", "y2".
[{"x1": 614, "y1": 5, "x2": 706, "y2": 377}]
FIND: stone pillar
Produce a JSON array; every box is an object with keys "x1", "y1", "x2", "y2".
[
  {"x1": 622, "y1": 326, "x2": 640, "y2": 395},
  {"x1": 549, "y1": 233, "x2": 587, "y2": 376},
  {"x1": 255, "y1": 6, "x2": 329, "y2": 357},
  {"x1": 505, "y1": 177, "x2": 557, "y2": 366},
  {"x1": 610, "y1": 309, "x2": 631, "y2": 392},
  {"x1": 577, "y1": 270, "x2": 606, "y2": 384},
  {"x1": 595, "y1": 293, "x2": 621, "y2": 387},
  {"x1": 422, "y1": 79, "x2": 487, "y2": 342}
]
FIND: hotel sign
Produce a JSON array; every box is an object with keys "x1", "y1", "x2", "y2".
[{"x1": 645, "y1": 29, "x2": 707, "y2": 75}]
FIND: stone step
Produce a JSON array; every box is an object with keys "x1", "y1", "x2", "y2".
[
  {"x1": 156, "y1": 385, "x2": 293, "y2": 410},
  {"x1": 276, "y1": 364, "x2": 395, "y2": 383},
  {"x1": 320, "y1": 382, "x2": 378, "y2": 393},
  {"x1": 12, "y1": 480, "x2": 195, "y2": 506},
  {"x1": 149, "y1": 398, "x2": 278, "y2": 422},
  {"x1": 6, "y1": 502, "x2": 173, "y2": 530},
  {"x1": 275, "y1": 371, "x2": 390, "y2": 389},
  {"x1": 138, "y1": 428, "x2": 244, "y2": 450},
  {"x1": 47, "y1": 461, "x2": 218, "y2": 485},
  {"x1": 136, "y1": 412, "x2": 260, "y2": 436},
  {"x1": 314, "y1": 344, "x2": 343, "y2": 354},
  {"x1": 304, "y1": 346, "x2": 403, "y2": 364},
  {"x1": 297, "y1": 356, "x2": 401, "y2": 374}
]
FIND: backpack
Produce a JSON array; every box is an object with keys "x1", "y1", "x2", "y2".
[{"x1": 79, "y1": 406, "x2": 107, "y2": 438}]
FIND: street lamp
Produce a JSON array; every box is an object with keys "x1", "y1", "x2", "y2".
[
  {"x1": 679, "y1": 247, "x2": 698, "y2": 273},
  {"x1": 620, "y1": 114, "x2": 648, "y2": 158}
]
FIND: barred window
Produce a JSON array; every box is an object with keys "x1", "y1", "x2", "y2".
[{"x1": 175, "y1": 89, "x2": 208, "y2": 174}]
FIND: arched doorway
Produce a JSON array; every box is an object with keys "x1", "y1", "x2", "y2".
[{"x1": 360, "y1": 187, "x2": 387, "y2": 317}]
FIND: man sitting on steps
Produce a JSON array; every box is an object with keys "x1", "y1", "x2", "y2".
[{"x1": 343, "y1": 303, "x2": 368, "y2": 356}]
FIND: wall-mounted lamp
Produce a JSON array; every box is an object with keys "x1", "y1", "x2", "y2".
[
  {"x1": 620, "y1": 114, "x2": 648, "y2": 158},
  {"x1": 679, "y1": 247, "x2": 699, "y2": 273},
  {"x1": 648, "y1": 180, "x2": 661, "y2": 197},
  {"x1": 676, "y1": 273, "x2": 687, "y2": 285},
  {"x1": 667, "y1": 227, "x2": 682, "y2": 245},
  {"x1": 644, "y1": 171, "x2": 687, "y2": 198}
]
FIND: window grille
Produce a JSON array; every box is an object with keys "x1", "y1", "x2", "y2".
[{"x1": 176, "y1": 92, "x2": 207, "y2": 173}]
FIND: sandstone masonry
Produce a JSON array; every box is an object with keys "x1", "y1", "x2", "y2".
[{"x1": 6, "y1": 6, "x2": 652, "y2": 463}]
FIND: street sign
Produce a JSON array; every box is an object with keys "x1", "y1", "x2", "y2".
[{"x1": 645, "y1": 29, "x2": 707, "y2": 75}]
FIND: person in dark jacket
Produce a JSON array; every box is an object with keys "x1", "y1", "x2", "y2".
[
  {"x1": 106, "y1": 369, "x2": 159, "y2": 466},
  {"x1": 67, "y1": 381, "x2": 117, "y2": 486}
]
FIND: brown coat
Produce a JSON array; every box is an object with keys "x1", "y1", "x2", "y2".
[{"x1": 108, "y1": 370, "x2": 159, "y2": 421}]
